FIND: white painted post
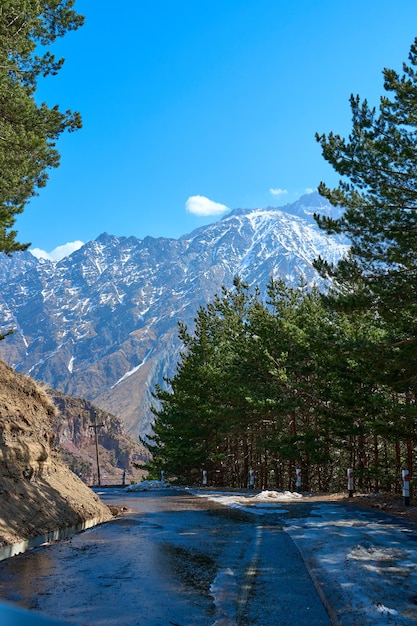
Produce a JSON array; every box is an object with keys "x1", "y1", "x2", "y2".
[
  {"x1": 202, "y1": 470, "x2": 207, "y2": 486},
  {"x1": 296, "y1": 468, "x2": 302, "y2": 492},
  {"x1": 402, "y1": 469, "x2": 410, "y2": 506},
  {"x1": 347, "y1": 468, "x2": 354, "y2": 498},
  {"x1": 161, "y1": 470, "x2": 165, "y2": 484},
  {"x1": 249, "y1": 469, "x2": 255, "y2": 489}
]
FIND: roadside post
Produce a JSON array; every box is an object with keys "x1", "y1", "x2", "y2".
[
  {"x1": 402, "y1": 469, "x2": 410, "y2": 506},
  {"x1": 296, "y1": 468, "x2": 301, "y2": 492},
  {"x1": 202, "y1": 470, "x2": 207, "y2": 486},
  {"x1": 89, "y1": 410, "x2": 104, "y2": 487},
  {"x1": 347, "y1": 468, "x2": 354, "y2": 498},
  {"x1": 249, "y1": 469, "x2": 255, "y2": 489},
  {"x1": 161, "y1": 470, "x2": 165, "y2": 484}
]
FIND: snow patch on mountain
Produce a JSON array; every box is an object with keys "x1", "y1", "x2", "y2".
[{"x1": 111, "y1": 349, "x2": 154, "y2": 388}]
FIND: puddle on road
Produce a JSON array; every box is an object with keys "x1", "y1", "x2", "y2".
[{"x1": 0, "y1": 548, "x2": 59, "y2": 609}]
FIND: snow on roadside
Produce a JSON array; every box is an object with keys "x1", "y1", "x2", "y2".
[
  {"x1": 125, "y1": 479, "x2": 171, "y2": 491},
  {"x1": 192, "y1": 488, "x2": 302, "y2": 515},
  {"x1": 194, "y1": 490, "x2": 417, "y2": 625},
  {"x1": 285, "y1": 503, "x2": 417, "y2": 625}
]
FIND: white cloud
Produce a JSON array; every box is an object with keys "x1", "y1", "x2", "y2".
[
  {"x1": 30, "y1": 240, "x2": 84, "y2": 262},
  {"x1": 304, "y1": 187, "x2": 317, "y2": 195},
  {"x1": 185, "y1": 195, "x2": 229, "y2": 216},
  {"x1": 269, "y1": 188, "x2": 288, "y2": 196}
]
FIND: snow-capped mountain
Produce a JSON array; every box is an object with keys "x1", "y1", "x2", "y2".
[{"x1": 0, "y1": 193, "x2": 348, "y2": 437}]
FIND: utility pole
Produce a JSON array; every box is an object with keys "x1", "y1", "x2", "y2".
[{"x1": 89, "y1": 410, "x2": 104, "y2": 486}]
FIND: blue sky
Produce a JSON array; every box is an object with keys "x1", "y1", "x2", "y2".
[{"x1": 17, "y1": 1, "x2": 417, "y2": 259}]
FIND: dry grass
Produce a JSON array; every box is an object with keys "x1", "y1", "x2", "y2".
[{"x1": 305, "y1": 491, "x2": 417, "y2": 521}]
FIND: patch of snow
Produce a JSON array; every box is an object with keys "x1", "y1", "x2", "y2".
[
  {"x1": 192, "y1": 489, "x2": 303, "y2": 516},
  {"x1": 210, "y1": 567, "x2": 238, "y2": 625},
  {"x1": 252, "y1": 489, "x2": 303, "y2": 501},
  {"x1": 125, "y1": 480, "x2": 170, "y2": 492},
  {"x1": 110, "y1": 349, "x2": 153, "y2": 388}
]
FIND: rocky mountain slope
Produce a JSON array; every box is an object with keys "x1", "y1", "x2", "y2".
[
  {"x1": 0, "y1": 360, "x2": 112, "y2": 547},
  {"x1": 49, "y1": 390, "x2": 148, "y2": 484},
  {"x1": 0, "y1": 192, "x2": 348, "y2": 439}
]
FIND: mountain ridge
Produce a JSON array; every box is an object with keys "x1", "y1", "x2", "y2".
[{"x1": 0, "y1": 192, "x2": 348, "y2": 438}]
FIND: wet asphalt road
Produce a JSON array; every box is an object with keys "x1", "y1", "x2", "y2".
[{"x1": 0, "y1": 488, "x2": 331, "y2": 626}]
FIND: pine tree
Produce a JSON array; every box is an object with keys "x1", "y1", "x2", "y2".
[
  {"x1": 314, "y1": 37, "x2": 417, "y2": 395},
  {"x1": 147, "y1": 279, "x2": 255, "y2": 484},
  {"x1": 0, "y1": 1, "x2": 83, "y2": 253}
]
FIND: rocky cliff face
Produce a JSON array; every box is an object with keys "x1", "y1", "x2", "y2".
[
  {"x1": 49, "y1": 389, "x2": 149, "y2": 484},
  {"x1": 0, "y1": 360, "x2": 112, "y2": 546},
  {"x1": 0, "y1": 193, "x2": 348, "y2": 439}
]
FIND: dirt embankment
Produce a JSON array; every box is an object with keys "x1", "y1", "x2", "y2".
[{"x1": 0, "y1": 360, "x2": 112, "y2": 547}]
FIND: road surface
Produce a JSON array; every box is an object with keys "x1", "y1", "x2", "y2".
[{"x1": 0, "y1": 488, "x2": 331, "y2": 625}]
